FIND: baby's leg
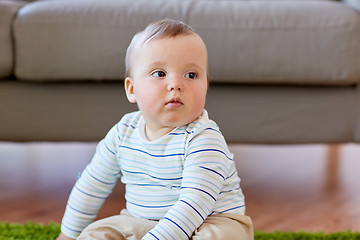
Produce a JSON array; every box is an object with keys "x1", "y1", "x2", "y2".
[
  {"x1": 191, "y1": 213, "x2": 254, "y2": 240},
  {"x1": 77, "y1": 209, "x2": 157, "y2": 240}
]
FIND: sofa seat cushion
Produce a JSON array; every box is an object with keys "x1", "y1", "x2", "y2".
[{"x1": 14, "y1": 0, "x2": 360, "y2": 85}]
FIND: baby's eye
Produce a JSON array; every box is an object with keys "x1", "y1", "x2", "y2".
[
  {"x1": 185, "y1": 72, "x2": 197, "y2": 79},
  {"x1": 152, "y1": 71, "x2": 166, "y2": 78}
]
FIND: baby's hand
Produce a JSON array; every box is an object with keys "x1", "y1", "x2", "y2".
[{"x1": 56, "y1": 233, "x2": 75, "y2": 240}]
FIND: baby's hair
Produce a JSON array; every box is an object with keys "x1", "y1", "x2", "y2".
[{"x1": 125, "y1": 19, "x2": 196, "y2": 78}]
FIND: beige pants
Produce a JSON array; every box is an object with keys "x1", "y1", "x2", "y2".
[{"x1": 78, "y1": 209, "x2": 253, "y2": 240}]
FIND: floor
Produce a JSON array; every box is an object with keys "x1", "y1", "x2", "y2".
[{"x1": 0, "y1": 142, "x2": 359, "y2": 233}]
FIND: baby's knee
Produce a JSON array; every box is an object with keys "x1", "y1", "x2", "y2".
[
  {"x1": 77, "y1": 212, "x2": 157, "y2": 240},
  {"x1": 192, "y1": 214, "x2": 253, "y2": 240},
  {"x1": 77, "y1": 216, "x2": 126, "y2": 240}
]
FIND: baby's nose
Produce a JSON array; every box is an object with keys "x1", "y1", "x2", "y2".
[{"x1": 167, "y1": 77, "x2": 183, "y2": 91}]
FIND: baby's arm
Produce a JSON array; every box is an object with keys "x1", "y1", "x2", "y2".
[
  {"x1": 59, "y1": 126, "x2": 121, "y2": 239},
  {"x1": 143, "y1": 129, "x2": 233, "y2": 239}
]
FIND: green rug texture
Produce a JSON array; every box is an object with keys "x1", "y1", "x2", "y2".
[{"x1": 0, "y1": 222, "x2": 360, "y2": 240}]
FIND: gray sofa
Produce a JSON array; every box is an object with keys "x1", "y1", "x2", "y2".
[{"x1": 1, "y1": 0, "x2": 360, "y2": 144}]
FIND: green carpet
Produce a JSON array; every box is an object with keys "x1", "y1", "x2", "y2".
[
  {"x1": 0, "y1": 222, "x2": 60, "y2": 240},
  {"x1": 0, "y1": 222, "x2": 360, "y2": 240}
]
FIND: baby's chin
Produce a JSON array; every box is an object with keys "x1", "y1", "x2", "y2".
[{"x1": 165, "y1": 114, "x2": 202, "y2": 128}]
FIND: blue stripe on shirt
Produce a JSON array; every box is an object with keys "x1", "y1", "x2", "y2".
[
  {"x1": 148, "y1": 232, "x2": 160, "y2": 240},
  {"x1": 121, "y1": 168, "x2": 183, "y2": 181},
  {"x1": 121, "y1": 123, "x2": 136, "y2": 129},
  {"x1": 198, "y1": 166, "x2": 225, "y2": 180},
  {"x1": 180, "y1": 187, "x2": 216, "y2": 201},
  {"x1": 164, "y1": 217, "x2": 190, "y2": 239},
  {"x1": 104, "y1": 143, "x2": 116, "y2": 156},
  {"x1": 187, "y1": 148, "x2": 232, "y2": 161},
  {"x1": 67, "y1": 204, "x2": 96, "y2": 216},
  {"x1": 120, "y1": 145, "x2": 184, "y2": 158},
  {"x1": 221, "y1": 204, "x2": 245, "y2": 213},
  {"x1": 179, "y1": 199, "x2": 205, "y2": 221},
  {"x1": 127, "y1": 201, "x2": 174, "y2": 209},
  {"x1": 62, "y1": 223, "x2": 82, "y2": 234},
  {"x1": 74, "y1": 185, "x2": 107, "y2": 199},
  {"x1": 85, "y1": 169, "x2": 116, "y2": 185}
]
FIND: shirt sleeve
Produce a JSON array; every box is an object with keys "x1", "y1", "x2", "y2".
[
  {"x1": 143, "y1": 126, "x2": 233, "y2": 240},
  {"x1": 60, "y1": 124, "x2": 121, "y2": 239}
]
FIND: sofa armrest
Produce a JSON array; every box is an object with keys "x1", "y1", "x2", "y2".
[{"x1": 0, "y1": 0, "x2": 27, "y2": 79}]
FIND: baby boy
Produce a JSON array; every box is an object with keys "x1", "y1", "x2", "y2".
[{"x1": 57, "y1": 18, "x2": 253, "y2": 240}]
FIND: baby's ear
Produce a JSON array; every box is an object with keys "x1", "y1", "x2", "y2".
[{"x1": 125, "y1": 77, "x2": 137, "y2": 103}]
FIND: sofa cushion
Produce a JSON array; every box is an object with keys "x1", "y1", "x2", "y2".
[
  {"x1": 14, "y1": 0, "x2": 360, "y2": 85},
  {"x1": 196, "y1": 0, "x2": 360, "y2": 85},
  {"x1": 14, "y1": 0, "x2": 188, "y2": 82},
  {"x1": 0, "y1": 0, "x2": 26, "y2": 79}
]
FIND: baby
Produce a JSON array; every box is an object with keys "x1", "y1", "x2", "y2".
[{"x1": 56, "y1": 19, "x2": 253, "y2": 240}]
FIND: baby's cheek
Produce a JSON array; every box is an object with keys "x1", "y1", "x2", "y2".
[{"x1": 194, "y1": 91, "x2": 206, "y2": 107}]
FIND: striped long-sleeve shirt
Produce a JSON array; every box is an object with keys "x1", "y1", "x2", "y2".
[{"x1": 60, "y1": 110, "x2": 245, "y2": 239}]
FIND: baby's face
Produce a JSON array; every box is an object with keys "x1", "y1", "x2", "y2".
[{"x1": 125, "y1": 34, "x2": 208, "y2": 138}]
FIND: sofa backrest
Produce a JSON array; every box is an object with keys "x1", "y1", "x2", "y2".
[{"x1": 4, "y1": 0, "x2": 360, "y2": 85}]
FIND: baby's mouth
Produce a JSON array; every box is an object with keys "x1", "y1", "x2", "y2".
[{"x1": 166, "y1": 98, "x2": 183, "y2": 108}]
